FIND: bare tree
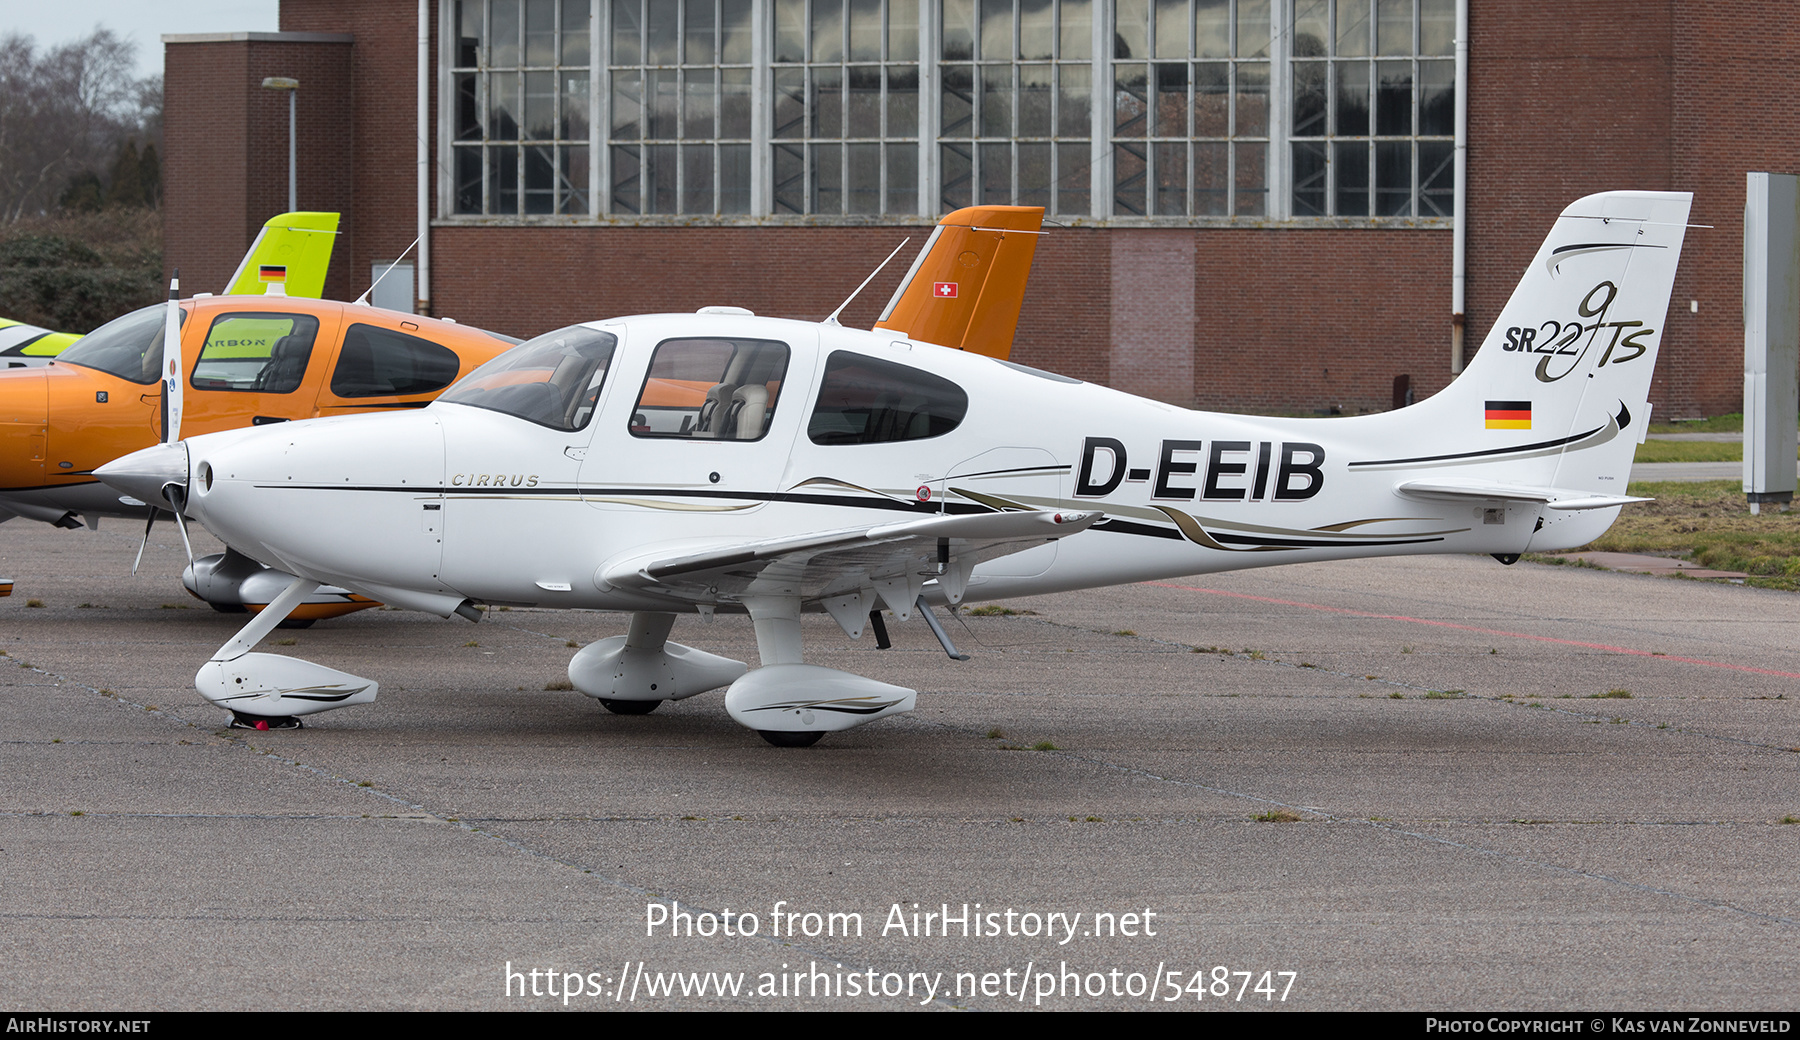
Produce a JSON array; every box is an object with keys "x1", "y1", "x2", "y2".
[{"x1": 0, "y1": 29, "x2": 160, "y2": 223}]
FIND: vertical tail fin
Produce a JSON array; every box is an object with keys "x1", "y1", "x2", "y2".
[
  {"x1": 873, "y1": 205, "x2": 1044, "y2": 358},
  {"x1": 223, "y1": 212, "x2": 341, "y2": 298},
  {"x1": 1370, "y1": 191, "x2": 1692, "y2": 550}
]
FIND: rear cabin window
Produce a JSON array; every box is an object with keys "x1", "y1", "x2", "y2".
[
  {"x1": 630, "y1": 338, "x2": 790, "y2": 442},
  {"x1": 189, "y1": 312, "x2": 320, "y2": 393},
  {"x1": 807, "y1": 351, "x2": 968, "y2": 445},
  {"x1": 331, "y1": 324, "x2": 462, "y2": 398}
]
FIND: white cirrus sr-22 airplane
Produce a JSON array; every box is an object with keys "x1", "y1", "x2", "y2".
[{"x1": 97, "y1": 190, "x2": 1691, "y2": 746}]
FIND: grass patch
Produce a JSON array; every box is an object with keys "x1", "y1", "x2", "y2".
[
  {"x1": 1423, "y1": 689, "x2": 1465, "y2": 699},
  {"x1": 159, "y1": 603, "x2": 190, "y2": 610},
  {"x1": 1780, "y1": 816, "x2": 1800, "y2": 825},
  {"x1": 1633, "y1": 440, "x2": 1758, "y2": 464},
  {"x1": 1252, "y1": 809, "x2": 1303, "y2": 823},
  {"x1": 1112, "y1": 629, "x2": 1137, "y2": 637},
  {"x1": 1031, "y1": 740, "x2": 1060, "y2": 751},
  {"x1": 544, "y1": 679, "x2": 574, "y2": 691},
  {"x1": 274, "y1": 638, "x2": 297, "y2": 646},
  {"x1": 1587, "y1": 688, "x2": 1633, "y2": 699},
  {"x1": 1648, "y1": 412, "x2": 1741, "y2": 434},
  {"x1": 25, "y1": 599, "x2": 44, "y2": 608},
  {"x1": 462, "y1": 640, "x2": 480, "y2": 647},
  {"x1": 966, "y1": 604, "x2": 1022, "y2": 616},
  {"x1": 1575, "y1": 480, "x2": 1800, "y2": 589},
  {"x1": 986, "y1": 727, "x2": 1005, "y2": 739}
]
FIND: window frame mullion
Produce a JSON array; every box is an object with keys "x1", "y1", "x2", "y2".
[{"x1": 1267, "y1": 0, "x2": 1289, "y2": 219}]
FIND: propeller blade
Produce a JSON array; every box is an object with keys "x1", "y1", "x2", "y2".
[
  {"x1": 132, "y1": 509, "x2": 157, "y2": 576},
  {"x1": 164, "y1": 485, "x2": 195, "y2": 569},
  {"x1": 162, "y1": 270, "x2": 182, "y2": 444}
]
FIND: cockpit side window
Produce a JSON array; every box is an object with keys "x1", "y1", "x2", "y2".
[
  {"x1": 190, "y1": 312, "x2": 321, "y2": 393},
  {"x1": 54, "y1": 303, "x2": 182, "y2": 384},
  {"x1": 807, "y1": 351, "x2": 968, "y2": 445},
  {"x1": 438, "y1": 324, "x2": 617, "y2": 431},
  {"x1": 629, "y1": 338, "x2": 790, "y2": 442}
]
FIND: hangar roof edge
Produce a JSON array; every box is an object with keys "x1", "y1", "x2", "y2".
[{"x1": 163, "y1": 32, "x2": 354, "y2": 45}]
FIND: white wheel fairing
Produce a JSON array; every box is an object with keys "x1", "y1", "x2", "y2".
[{"x1": 724, "y1": 665, "x2": 917, "y2": 734}]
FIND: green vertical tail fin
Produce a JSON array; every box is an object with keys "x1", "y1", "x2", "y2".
[{"x1": 223, "y1": 212, "x2": 340, "y2": 298}]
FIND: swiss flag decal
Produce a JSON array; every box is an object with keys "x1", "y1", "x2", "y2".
[{"x1": 933, "y1": 281, "x2": 958, "y2": 298}]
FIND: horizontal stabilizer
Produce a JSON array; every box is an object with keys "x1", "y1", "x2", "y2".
[{"x1": 1397, "y1": 479, "x2": 1651, "y2": 511}]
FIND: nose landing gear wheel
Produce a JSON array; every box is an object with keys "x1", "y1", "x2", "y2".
[
  {"x1": 229, "y1": 712, "x2": 303, "y2": 730},
  {"x1": 757, "y1": 730, "x2": 823, "y2": 748},
  {"x1": 598, "y1": 698, "x2": 662, "y2": 715}
]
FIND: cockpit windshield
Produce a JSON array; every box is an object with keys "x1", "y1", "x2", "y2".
[
  {"x1": 55, "y1": 303, "x2": 180, "y2": 384},
  {"x1": 437, "y1": 324, "x2": 617, "y2": 431}
]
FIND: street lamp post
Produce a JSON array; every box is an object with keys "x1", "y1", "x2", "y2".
[{"x1": 260, "y1": 77, "x2": 300, "y2": 212}]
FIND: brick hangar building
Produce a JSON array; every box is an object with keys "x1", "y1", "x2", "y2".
[{"x1": 164, "y1": 1, "x2": 1779, "y2": 418}]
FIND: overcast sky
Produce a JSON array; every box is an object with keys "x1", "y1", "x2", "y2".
[{"x1": 9, "y1": 2, "x2": 281, "y2": 79}]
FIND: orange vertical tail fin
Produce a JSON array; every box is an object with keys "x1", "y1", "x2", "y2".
[{"x1": 873, "y1": 205, "x2": 1044, "y2": 359}]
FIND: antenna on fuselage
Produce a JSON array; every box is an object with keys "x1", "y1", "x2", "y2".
[
  {"x1": 355, "y1": 235, "x2": 423, "y2": 307},
  {"x1": 822, "y1": 239, "x2": 909, "y2": 327}
]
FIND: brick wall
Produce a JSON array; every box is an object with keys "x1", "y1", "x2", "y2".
[
  {"x1": 282, "y1": 3, "x2": 430, "y2": 305},
  {"x1": 167, "y1": 0, "x2": 1779, "y2": 418},
  {"x1": 164, "y1": 35, "x2": 354, "y2": 299}
]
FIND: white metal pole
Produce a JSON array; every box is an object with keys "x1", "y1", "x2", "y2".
[
  {"x1": 418, "y1": 0, "x2": 431, "y2": 314},
  {"x1": 1450, "y1": 0, "x2": 1468, "y2": 374},
  {"x1": 288, "y1": 89, "x2": 297, "y2": 212}
]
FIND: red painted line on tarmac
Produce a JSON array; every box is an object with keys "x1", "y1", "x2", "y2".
[{"x1": 1145, "y1": 581, "x2": 1800, "y2": 680}]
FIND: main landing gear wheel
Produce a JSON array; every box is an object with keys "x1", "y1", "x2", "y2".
[
  {"x1": 757, "y1": 730, "x2": 824, "y2": 748},
  {"x1": 598, "y1": 698, "x2": 662, "y2": 715}
]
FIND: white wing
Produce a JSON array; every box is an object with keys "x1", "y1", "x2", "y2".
[{"x1": 601, "y1": 508, "x2": 1099, "y2": 624}]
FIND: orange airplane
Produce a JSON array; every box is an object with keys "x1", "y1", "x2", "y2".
[
  {"x1": 0, "y1": 293, "x2": 519, "y2": 617},
  {"x1": 0, "y1": 204, "x2": 1043, "y2": 618}
]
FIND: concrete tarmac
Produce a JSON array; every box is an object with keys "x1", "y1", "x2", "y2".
[{"x1": 1, "y1": 521, "x2": 1796, "y2": 1011}]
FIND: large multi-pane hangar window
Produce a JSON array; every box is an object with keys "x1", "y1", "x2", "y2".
[{"x1": 444, "y1": 0, "x2": 1456, "y2": 222}]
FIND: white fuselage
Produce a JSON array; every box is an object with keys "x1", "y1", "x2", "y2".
[{"x1": 181, "y1": 312, "x2": 1567, "y2": 616}]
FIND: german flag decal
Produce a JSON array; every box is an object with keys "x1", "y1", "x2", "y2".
[
  {"x1": 258, "y1": 265, "x2": 287, "y2": 282},
  {"x1": 1485, "y1": 400, "x2": 1531, "y2": 430}
]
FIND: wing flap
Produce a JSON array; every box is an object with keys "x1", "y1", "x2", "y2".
[{"x1": 604, "y1": 508, "x2": 1098, "y2": 603}]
